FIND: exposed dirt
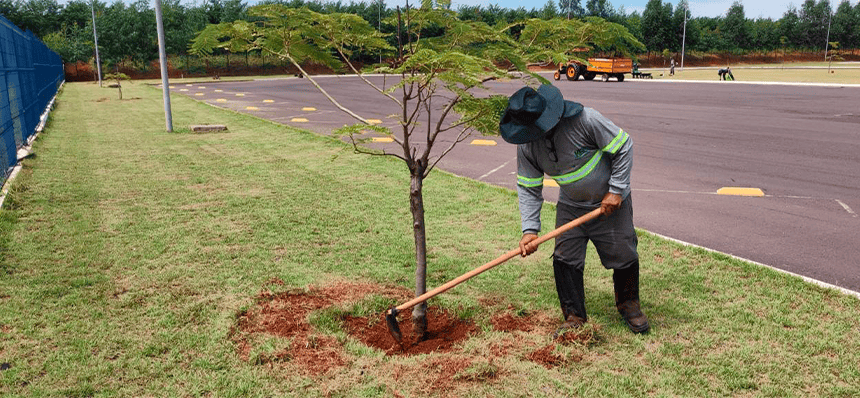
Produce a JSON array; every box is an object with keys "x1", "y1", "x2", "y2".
[
  {"x1": 343, "y1": 306, "x2": 478, "y2": 356},
  {"x1": 231, "y1": 280, "x2": 583, "y2": 378}
]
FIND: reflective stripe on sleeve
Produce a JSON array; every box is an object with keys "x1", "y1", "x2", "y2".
[
  {"x1": 517, "y1": 175, "x2": 544, "y2": 187},
  {"x1": 602, "y1": 129, "x2": 628, "y2": 154},
  {"x1": 549, "y1": 151, "x2": 602, "y2": 185}
]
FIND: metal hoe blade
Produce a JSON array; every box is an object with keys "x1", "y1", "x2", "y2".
[{"x1": 385, "y1": 307, "x2": 403, "y2": 344}]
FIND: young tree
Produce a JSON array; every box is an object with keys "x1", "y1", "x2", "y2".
[{"x1": 190, "y1": 0, "x2": 641, "y2": 339}]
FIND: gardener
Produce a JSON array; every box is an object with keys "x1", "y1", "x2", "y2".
[{"x1": 499, "y1": 84, "x2": 649, "y2": 335}]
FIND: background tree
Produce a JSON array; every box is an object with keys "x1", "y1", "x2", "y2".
[
  {"x1": 721, "y1": 1, "x2": 750, "y2": 51},
  {"x1": 831, "y1": 0, "x2": 857, "y2": 51},
  {"x1": 641, "y1": 0, "x2": 672, "y2": 52},
  {"x1": 558, "y1": 0, "x2": 583, "y2": 20},
  {"x1": 798, "y1": 0, "x2": 832, "y2": 49}
]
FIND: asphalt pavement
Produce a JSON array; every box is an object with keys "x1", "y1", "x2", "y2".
[{"x1": 171, "y1": 75, "x2": 860, "y2": 295}]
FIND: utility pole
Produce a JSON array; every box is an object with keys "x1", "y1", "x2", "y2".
[
  {"x1": 681, "y1": 2, "x2": 687, "y2": 70},
  {"x1": 824, "y1": 8, "x2": 832, "y2": 62},
  {"x1": 154, "y1": 0, "x2": 173, "y2": 132},
  {"x1": 90, "y1": 0, "x2": 102, "y2": 87}
]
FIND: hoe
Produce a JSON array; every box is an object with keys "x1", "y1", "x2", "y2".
[{"x1": 385, "y1": 207, "x2": 604, "y2": 344}]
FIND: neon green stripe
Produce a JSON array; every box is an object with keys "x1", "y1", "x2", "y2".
[
  {"x1": 549, "y1": 151, "x2": 602, "y2": 185},
  {"x1": 603, "y1": 129, "x2": 628, "y2": 154},
  {"x1": 517, "y1": 175, "x2": 543, "y2": 187}
]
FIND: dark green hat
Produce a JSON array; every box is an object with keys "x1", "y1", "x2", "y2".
[{"x1": 499, "y1": 85, "x2": 583, "y2": 144}]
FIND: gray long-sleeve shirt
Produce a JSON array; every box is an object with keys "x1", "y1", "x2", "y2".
[{"x1": 516, "y1": 107, "x2": 633, "y2": 234}]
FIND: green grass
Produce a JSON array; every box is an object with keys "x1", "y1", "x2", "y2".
[
  {"x1": 1, "y1": 81, "x2": 859, "y2": 397},
  {"x1": 644, "y1": 61, "x2": 860, "y2": 84}
]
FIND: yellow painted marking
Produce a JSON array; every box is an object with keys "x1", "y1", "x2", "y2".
[
  {"x1": 169, "y1": 86, "x2": 175, "y2": 89},
  {"x1": 471, "y1": 139, "x2": 497, "y2": 146},
  {"x1": 216, "y1": 98, "x2": 227, "y2": 102},
  {"x1": 185, "y1": 84, "x2": 193, "y2": 86},
  {"x1": 246, "y1": 106, "x2": 259, "y2": 111},
  {"x1": 214, "y1": 89, "x2": 223, "y2": 92},
  {"x1": 717, "y1": 187, "x2": 765, "y2": 197},
  {"x1": 543, "y1": 179, "x2": 559, "y2": 188},
  {"x1": 291, "y1": 118, "x2": 309, "y2": 122},
  {"x1": 179, "y1": 89, "x2": 188, "y2": 92},
  {"x1": 367, "y1": 119, "x2": 382, "y2": 125},
  {"x1": 235, "y1": 93, "x2": 245, "y2": 97},
  {"x1": 372, "y1": 137, "x2": 394, "y2": 143},
  {"x1": 195, "y1": 93, "x2": 205, "y2": 96},
  {"x1": 264, "y1": 99, "x2": 275, "y2": 103},
  {"x1": 198, "y1": 86, "x2": 206, "y2": 89},
  {"x1": 302, "y1": 107, "x2": 316, "y2": 111}
]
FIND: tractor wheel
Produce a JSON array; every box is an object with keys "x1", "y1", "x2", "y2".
[
  {"x1": 566, "y1": 65, "x2": 580, "y2": 81},
  {"x1": 583, "y1": 72, "x2": 596, "y2": 81},
  {"x1": 617, "y1": 74, "x2": 625, "y2": 82},
  {"x1": 553, "y1": 71, "x2": 561, "y2": 80}
]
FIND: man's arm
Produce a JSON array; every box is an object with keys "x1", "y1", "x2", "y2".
[
  {"x1": 584, "y1": 109, "x2": 633, "y2": 208},
  {"x1": 516, "y1": 145, "x2": 544, "y2": 256}
]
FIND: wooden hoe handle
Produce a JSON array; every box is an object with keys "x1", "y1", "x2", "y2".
[{"x1": 392, "y1": 207, "x2": 604, "y2": 313}]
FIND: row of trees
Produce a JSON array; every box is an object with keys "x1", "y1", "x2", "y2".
[
  {"x1": 2, "y1": 0, "x2": 859, "y2": 70},
  {"x1": 636, "y1": 0, "x2": 860, "y2": 54}
]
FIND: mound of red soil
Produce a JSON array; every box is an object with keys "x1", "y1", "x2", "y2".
[
  {"x1": 490, "y1": 312, "x2": 537, "y2": 333},
  {"x1": 343, "y1": 306, "x2": 478, "y2": 356}
]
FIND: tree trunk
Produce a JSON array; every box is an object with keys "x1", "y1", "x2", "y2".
[{"x1": 409, "y1": 170, "x2": 428, "y2": 340}]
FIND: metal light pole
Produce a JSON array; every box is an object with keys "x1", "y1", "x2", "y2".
[
  {"x1": 824, "y1": 8, "x2": 832, "y2": 62},
  {"x1": 681, "y1": 3, "x2": 687, "y2": 70},
  {"x1": 154, "y1": 0, "x2": 173, "y2": 132},
  {"x1": 90, "y1": 0, "x2": 102, "y2": 87}
]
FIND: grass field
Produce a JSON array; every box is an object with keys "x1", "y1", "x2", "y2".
[
  {"x1": 642, "y1": 62, "x2": 860, "y2": 84},
  {"x1": 1, "y1": 81, "x2": 859, "y2": 397}
]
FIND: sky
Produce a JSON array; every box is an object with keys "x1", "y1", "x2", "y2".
[{"x1": 382, "y1": 0, "x2": 860, "y2": 20}]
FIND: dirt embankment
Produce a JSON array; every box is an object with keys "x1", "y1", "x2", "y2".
[{"x1": 64, "y1": 50, "x2": 860, "y2": 82}]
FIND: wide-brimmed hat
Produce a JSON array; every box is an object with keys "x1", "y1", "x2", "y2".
[{"x1": 499, "y1": 85, "x2": 583, "y2": 144}]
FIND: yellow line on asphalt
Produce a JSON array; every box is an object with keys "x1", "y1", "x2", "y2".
[
  {"x1": 214, "y1": 89, "x2": 223, "y2": 92},
  {"x1": 717, "y1": 187, "x2": 765, "y2": 197},
  {"x1": 180, "y1": 89, "x2": 188, "y2": 92},
  {"x1": 246, "y1": 106, "x2": 259, "y2": 110},
  {"x1": 198, "y1": 86, "x2": 206, "y2": 89},
  {"x1": 471, "y1": 139, "x2": 497, "y2": 146},
  {"x1": 367, "y1": 119, "x2": 382, "y2": 125},
  {"x1": 235, "y1": 93, "x2": 245, "y2": 97},
  {"x1": 195, "y1": 93, "x2": 205, "y2": 96},
  {"x1": 302, "y1": 107, "x2": 316, "y2": 111},
  {"x1": 372, "y1": 137, "x2": 394, "y2": 143},
  {"x1": 291, "y1": 118, "x2": 309, "y2": 122},
  {"x1": 216, "y1": 99, "x2": 227, "y2": 102},
  {"x1": 264, "y1": 100, "x2": 275, "y2": 103}
]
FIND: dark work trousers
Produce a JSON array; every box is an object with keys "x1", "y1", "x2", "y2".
[{"x1": 552, "y1": 196, "x2": 639, "y2": 320}]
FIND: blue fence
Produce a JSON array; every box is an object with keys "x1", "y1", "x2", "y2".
[{"x1": 1, "y1": 15, "x2": 64, "y2": 187}]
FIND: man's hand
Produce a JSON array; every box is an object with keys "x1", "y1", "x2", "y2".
[
  {"x1": 600, "y1": 192, "x2": 623, "y2": 216},
  {"x1": 519, "y1": 233, "x2": 539, "y2": 257}
]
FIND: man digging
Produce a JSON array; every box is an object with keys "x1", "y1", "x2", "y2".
[{"x1": 499, "y1": 84, "x2": 649, "y2": 336}]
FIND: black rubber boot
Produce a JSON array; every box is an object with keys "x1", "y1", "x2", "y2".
[
  {"x1": 613, "y1": 261, "x2": 650, "y2": 334},
  {"x1": 553, "y1": 257, "x2": 587, "y2": 338}
]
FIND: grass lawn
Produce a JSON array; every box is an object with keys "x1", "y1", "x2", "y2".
[
  {"x1": 1, "y1": 81, "x2": 859, "y2": 397},
  {"x1": 643, "y1": 62, "x2": 860, "y2": 84}
]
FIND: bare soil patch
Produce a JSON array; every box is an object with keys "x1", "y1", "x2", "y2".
[
  {"x1": 231, "y1": 280, "x2": 581, "y2": 377},
  {"x1": 343, "y1": 306, "x2": 478, "y2": 355}
]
